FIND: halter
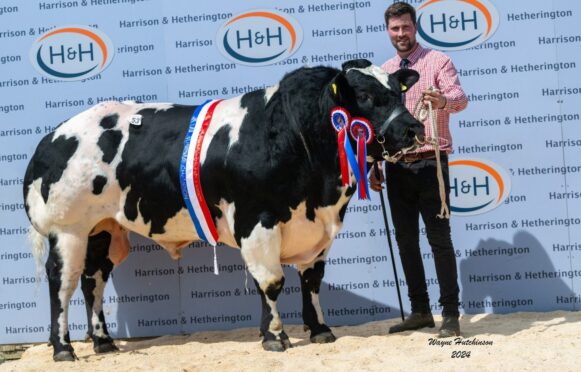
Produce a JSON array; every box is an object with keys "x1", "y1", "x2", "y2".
[{"x1": 375, "y1": 104, "x2": 423, "y2": 163}]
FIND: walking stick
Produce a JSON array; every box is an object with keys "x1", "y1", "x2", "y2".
[{"x1": 373, "y1": 161, "x2": 405, "y2": 321}]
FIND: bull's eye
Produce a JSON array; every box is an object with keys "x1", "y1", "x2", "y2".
[{"x1": 357, "y1": 92, "x2": 373, "y2": 104}]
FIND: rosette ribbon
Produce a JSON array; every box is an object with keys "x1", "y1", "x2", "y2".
[
  {"x1": 330, "y1": 107, "x2": 354, "y2": 186},
  {"x1": 349, "y1": 117, "x2": 375, "y2": 200}
]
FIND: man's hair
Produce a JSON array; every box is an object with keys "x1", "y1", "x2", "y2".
[{"x1": 384, "y1": 2, "x2": 417, "y2": 26}]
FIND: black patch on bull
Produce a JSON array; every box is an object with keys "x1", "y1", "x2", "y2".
[
  {"x1": 116, "y1": 105, "x2": 195, "y2": 236},
  {"x1": 92, "y1": 176, "x2": 107, "y2": 195},
  {"x1": 97, "y1": 129, "x2": 122, "y2": 164},
  {"x1": 202, "y1": 67, "x2": 351, "y2": 246},
  {"x1": 99, "y1": 114, "x2": 119, "y2": 130},
  {"x1": 23, "y1": 133, "x2": 79, "y2": 204}
]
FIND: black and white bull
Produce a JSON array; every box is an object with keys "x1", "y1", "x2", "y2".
[{"x1": 23, "y1": 59, "x2": 423, "y2": 361}]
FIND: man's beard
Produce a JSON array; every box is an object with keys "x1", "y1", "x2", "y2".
[{"x1": 393, "y1": 38, "x2": 414, "y2": 52}]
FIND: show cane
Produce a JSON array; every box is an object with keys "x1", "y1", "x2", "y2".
[{"x1": 373, "y1": 161, "x2": 405, "y2": 321}]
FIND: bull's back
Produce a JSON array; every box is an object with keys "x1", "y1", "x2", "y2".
[{"x1": 23, "y1": 101, "x2": 196, "y2": 236}]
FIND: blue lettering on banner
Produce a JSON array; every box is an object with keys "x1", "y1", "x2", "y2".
[
  {"x1": 507, "y1": 10, "x2": 573, "y2": 22},
  {"x1": 0, "y1": 252, "x2": 33, "y2": 262},
  {"x1": 555, "y1": 294, "x2": 581, "y2": 304},
  {"x1": 539, "y1": 34, "x2": 581, "y2": 44},
  {"x1": 523, "y1": 269, "x2": 581, "y2": 280},
  {"x1": 38, "y1": 1, "x2": 79, "y2": 10},
  {"x1": 513, "y1": 113, "x2": 580, "y2": 125},
  {"x1": 137, "y1": 318, "x2": 178, "y2": 327},
  {"x1": 0, "y1": 29, "x2": 26, "y2": 38},
  {"x1": 327, "y1": 305, "x2": 390, "y2": 317},
  {"x1": 5, "y1": 325, "x2": 45, "y2": 334},
  {"x1": 307, "y1": 1, "x2": 371, "y2": 12},
  {"x1": 542, "y1": 86, "x2": 581, "y2": 96},
  {"x1": 312, "y1": 28, "x2": 353, "y2": 38},
  {"x1": 552, "y1": 242, "x2": 581, "y2": 252},
  {"x1": 469, "y1": 273, "x2": 512, "y2": 282},
  {"x1": 548, "y1": 190, "x2": 581, "y2": 200},
  {"x1": 467, "y1": 92, "x2": 519, "y2": 102},
  {"x1": 0, "y1": 154, "x2": 28, "y2": 163},
  {"x1": 0, "y1": 6, "x2": 19, "y2": 16},
  {"x1": 190, "y1": 314, "x2": 252, "y2": 324},
  {"x1": 517, "y1": 165, "x2": 581, "y2": 176},
  {"x1": 0, "y1": 301, "x2": 37, "y2": 310},
  {"x1": 0, "y1": 78, "x2": 30, "y2": 88},
  {"x1": 0, "y1": 128, "x2": 33, "y2": 137},
  {"x1": 468, "y1": 40, "x2": 516, "y2": 50},
  {"x1": 0, "y1": 177, "x2": 23, "y2": 187},
  {"x1": 520, "y1": 218, "x2": 581, "y2": 228},
  {"x1": 0, "y1": 54, "x2": 21, "y2": 64},
  {"x1": 456, "y1": 143, "x2": 523, "y2": 154},
  {"x1": 0, "y1": 203, "x2": 25, "y2": 212},
  {"x1": 458, "y1": 118, "x2": 501, "y2": 128},
  {"x1": 0, "y1": 104, "x2": 24, "y2": 114},
  {"x1": 117, "y1": 44, "x2": 155, "y2": 54},
  {"x1": 45, "y1": 99, "x2": 85, "y2": 109},
  {"x1": 465, "y1": 246, "x2": 530, "y2": 257},
  {"x1": 175, "y1": 39, "x2": 212, "y2": 48},
  {"x1": 465, "y1": 222, "x2": 509, "y2": 230},
  {"x1": 119, "y1": 18, "x2": 160, "y2": 28},
  {"x1": 467, "y1": 298, "x2": 534, "y2": 309},
  {"x1": 89, "y1": 0, "x2": 147, "y2": 6},
  {"x1": 170, "y1": 13, "x2": 232, "y2": 24}
]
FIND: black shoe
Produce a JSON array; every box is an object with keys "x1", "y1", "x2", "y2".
[
  {"x1": 438, "y1": 315, "x2": 460, "y2": 338},
  {"x1": 389, "y1": 312, "x2": 435, "y2": 334}
]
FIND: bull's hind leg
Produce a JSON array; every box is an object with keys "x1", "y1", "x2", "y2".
[
  {"x1": 298, "y1": 251, "x2": 336, "y2": 344},
  {"x1": 240, "y1": 224, "x2": 291, "y2": 352},
  {"x1": 46, "y1": 232, "x2": 87, "y2": 361},
  {"x1": 81, "y1": 231, "x2": 118, "y2": 354}
]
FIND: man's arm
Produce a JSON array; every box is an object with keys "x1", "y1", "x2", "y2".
[{"x1": 436, "y1": 57, "x2": 468, "y2": 113}]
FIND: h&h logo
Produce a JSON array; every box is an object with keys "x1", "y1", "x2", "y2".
[
  {"x1": 216, "y1": 10, "x2": 303, "y2": 66},
  {"x1": 416, "y1": 0, "x2": 500, "y2": 51},
  {"x1": 30, "y1": 25, "x2": 114, "y2": 81},
  {"x1": 449, "y1": 158, "x2": 511, "y2": 216}
]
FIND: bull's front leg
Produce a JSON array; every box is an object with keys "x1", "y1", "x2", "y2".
[
  {"x1": 298, "y1": 252, "x2": 336, "y2": 344},
  {"x1": 240, "y1": 224, "x2": 291, "y2": 352}
]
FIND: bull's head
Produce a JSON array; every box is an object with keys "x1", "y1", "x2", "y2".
[{"x1": 327, "y1": 59, "x2": 424, "y2": 161}]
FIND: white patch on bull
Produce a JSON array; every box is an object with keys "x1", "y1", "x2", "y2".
[
  {"x1": 240, "y1": 224, "x2": 283, "y2": 288},
  {"x1": 201, "y1": 96, "x2": 247, "y2": 162},
  {"x1": 279, "y1": 190, "x2": 351, "y2": 265},
  {"x1": 215, "y1": 199, "x2": 239, "y2": 249},
  {"x1": 89, "y1": 270, "x2": 107, "y2": 338},
  {"x1": 348, "y1": 65, "x2": 390, "y2": 90},
  {"x1": 55, "y1": 230, "x2": 88, "y2": 345},
  {"x1": 264, "y1": 84, "x2": 279, "y2": 104},
  {"x1": 311, "y1": 292, "x2": 325, "y2": 325}
]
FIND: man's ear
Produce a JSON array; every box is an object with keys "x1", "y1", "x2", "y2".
[
  {"x1": 328, "y1": 71, "x2": 356, "y2": 106},
  {"x1": 389, "y1": 69, "x2": 420, "y2": 93}
]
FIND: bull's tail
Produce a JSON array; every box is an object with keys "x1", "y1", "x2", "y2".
[{"x1": 28, "y1": 225, "x2": 46, "y2": 288}]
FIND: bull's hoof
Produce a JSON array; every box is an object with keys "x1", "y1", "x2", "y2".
[
  {"x1": 262, "y1": 331, "x2": 292, "y2": 352},
  {"x1": 53, "y1": 350, "x2": 77, "y2": 362},
  {"x1": 94, "y1": 341, "x2": 118, "y2": 354},
  {"x1": 310, "y1": 331, "x2": 336, "y2": 344}
]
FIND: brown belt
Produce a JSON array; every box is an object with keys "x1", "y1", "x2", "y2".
[{"x1": 399, "y1": 151, "x2": 447, "y2": 163}]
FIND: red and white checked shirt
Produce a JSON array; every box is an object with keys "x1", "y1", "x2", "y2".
[{"x1": 382, "y1": 43, "x2": 468, "y2": 154}]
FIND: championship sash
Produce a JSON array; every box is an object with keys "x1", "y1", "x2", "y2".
[{"x1": 179, "y1": 99, "x2": 223, "y2": 246}]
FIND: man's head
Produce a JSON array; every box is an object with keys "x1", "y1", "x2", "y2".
[{"x1": 384, "y1": 2, "x2": 418, "y2": 55}]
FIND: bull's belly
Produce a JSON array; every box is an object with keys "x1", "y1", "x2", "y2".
[{"x1": 279, "y1": 202, "x2": 342, "y2": 265}]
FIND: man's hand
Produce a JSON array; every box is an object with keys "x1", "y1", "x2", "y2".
[
  {"x1": 422, "y1": 88, "x2": 446, "y2": 109},
  {"x1": 369, "y1": 162, "x2": 385, "y2": 192}
]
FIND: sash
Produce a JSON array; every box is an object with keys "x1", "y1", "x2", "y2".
[{"x1": 179, "y1": 99, "x2": 222, "y2": 246}]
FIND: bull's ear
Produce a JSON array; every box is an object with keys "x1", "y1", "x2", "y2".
[
  {"x1": 390, "y1": 69, "x2": 420, "y2": 93},
  {"x1": 342, "y1": 59, "x2": 372, "y2": 71},
  {"x1": 329, "y1": 72, "x2": 356, "y2": 105}
]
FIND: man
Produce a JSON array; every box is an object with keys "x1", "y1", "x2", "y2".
[{"x1": 370, "y1": 2, "x2": 468, "y2": 337}]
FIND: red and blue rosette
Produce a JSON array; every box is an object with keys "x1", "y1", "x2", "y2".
[
  {"x1": 350, "y1": 117, "x2": 375, "y2": 200},
  {"x1": 330, "y1": 107, "x2": 352, "y2": 186}
]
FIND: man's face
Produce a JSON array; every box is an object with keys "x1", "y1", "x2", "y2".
[{"x1": 387, "y1": 13, "x2": 417, "y2": 53}]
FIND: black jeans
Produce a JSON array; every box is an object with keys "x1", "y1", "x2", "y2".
[{"x1": 386, "y1": 156, "x2": 460, "y2": 317}]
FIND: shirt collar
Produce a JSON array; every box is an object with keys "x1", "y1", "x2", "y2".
[{"x1": 396, "y1": 43, "x2": 424, "y2": 67}]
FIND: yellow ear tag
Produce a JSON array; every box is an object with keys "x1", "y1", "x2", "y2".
[
  {"x1": 400, "y1": 83, "x2": 407, "y2": 92},
  {"x1": 332, "y1": 83, "x2": 337, "y2": 95}
]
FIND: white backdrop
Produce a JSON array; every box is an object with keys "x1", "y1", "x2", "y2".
[{"x1": 0, "y1": 0, "x2": 579, "y2": 344}]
